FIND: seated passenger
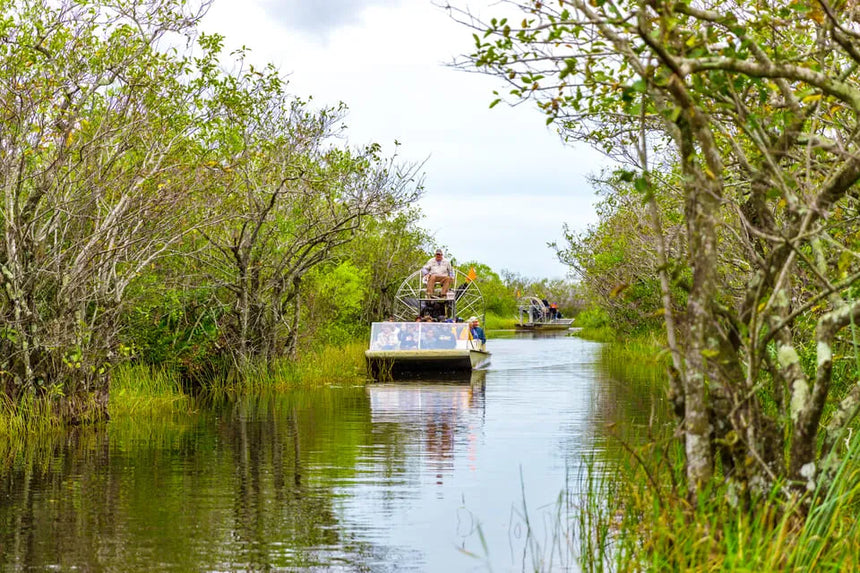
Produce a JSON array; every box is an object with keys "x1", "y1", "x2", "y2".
[
  {"x1": 468, "y1": 316, "x2": 486, "y2": 350},
  {"x1": 400, "y1": 323, "x2": 419, "y2": 349},
  {"x1": 420, "y1": 327, "x2": 440, "y2": 349},
  {"x1": 421, "y1": 249, "x2": 454, "y2": 298},
  {"x1": 374, "y1": 324, "x2": 400, "y2": 350},
  {"x1": 436, "y1": 326, "x2": 457, "y2": 348}
]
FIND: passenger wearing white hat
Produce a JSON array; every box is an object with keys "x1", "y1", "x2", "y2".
[{"x1": 468, "y1": 316, "x2": 486, "y2": 349}]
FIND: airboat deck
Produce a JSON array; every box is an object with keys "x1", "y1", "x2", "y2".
[{"x1": 366, "y1": 268, "x2": 491, "y2": 380}]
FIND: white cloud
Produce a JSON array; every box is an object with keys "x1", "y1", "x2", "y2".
[
  {"x1": 202, "y1": 0, "x2": 606, "y2": 278},
  {"x1": 259, "y1": 0, "x2": 402, "y2": 35}
]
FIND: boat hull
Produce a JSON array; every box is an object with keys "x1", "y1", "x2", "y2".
[
  {"x1": 514, "y1": 319, "x2": 574, "y2": 331},
  {"x1": 366, "y1": 349, "x2": 491, "y2": 380}
]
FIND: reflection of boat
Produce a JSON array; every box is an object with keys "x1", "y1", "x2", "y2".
[
  {"x1": 368, "y1": 378, "x2": 485, "y2": 422},
  {"x1": 514, "y1": 296, "x2": 574, "y2": 331},
  {"x1": 367, "y1": 372, "x2": 486, "y2": 420},
  {"x1": 365, "y1": 322, "x2": 491, "y2": 379},
  {"x1": 368, "y1": 376, "x2": 485, "y2": 483}
]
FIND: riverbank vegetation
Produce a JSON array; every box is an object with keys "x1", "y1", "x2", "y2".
[
  {"x1": 573, "y1": 338, "x2": 860, "y2": 570},
  {"x1": 452, "y1": 0, "x2": 860, "y2": 567},
  {"x1": 509, "y1": 335, "x2": 860, "y2": 569},
  {"x1": 0, "y1": 341, "x2": 371, "y2": 465},
  {"x1": 577, "y1": 417, "x2": 860, "y2": 570},
  {"x1": 0, "y1": 0, "x2": 431, "y2": 423},
  {"x1": 0, "y1": 0, "x2": 580, "y2": 434}
]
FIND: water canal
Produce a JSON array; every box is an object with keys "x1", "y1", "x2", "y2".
[{"x1": 0, "y1": 332, "x2": 663, "y2": 571}]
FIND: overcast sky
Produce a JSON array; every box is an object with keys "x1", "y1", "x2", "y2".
[{"x1": 202, "y1": 0, "x2": 607, "y2": 279}]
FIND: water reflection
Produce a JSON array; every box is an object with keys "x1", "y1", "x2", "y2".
[
  {"x1": 0, "y1": 335, "x2": 665, "y2": 572},
  {"x1": 588, "y1": 349, "x2": 671, "y2": 451},
  {"x1": 368, "y1": 371, "x2": 485, "y2": 485}
]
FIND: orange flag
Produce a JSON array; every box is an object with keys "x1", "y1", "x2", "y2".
[{"x1": 467, "y1": 266, "x2": 477, "y2": 282}]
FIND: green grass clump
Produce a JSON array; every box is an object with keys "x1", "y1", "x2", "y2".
[
  {"x1": 575, "y1": 437, "x2": 860, "y2": 572},
  {"x1": 485, "y1": 312, "x2": 518, "y2": 330},
  {"x1": 600, "y1": 331, "x2": 669, "y2": 366},
  {"x1": 0, "y1": 392, "x2": 65, "y2": 451},
  {"x1": 109, "y1": 364, "x2": 195, "y2": 418},
  {"x1": 571, "y1": 307, "x2": 616, "y2": 342},
  {"x1": 204, "y1": 341, "x2": 368, "y2": 393},
  {"x1": 574, "y1": 324, "x2": 616, "y2": 342},
  {"x1": 568, "y1": 330, "x2": 860, "y2": 571},
  {"x1": 1, "y1": 342, "x2": 365, "y2": 462}
]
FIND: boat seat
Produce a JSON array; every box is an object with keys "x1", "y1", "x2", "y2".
[{"x1": 424, "y1": 280, "x2": 457, "y2": 295}]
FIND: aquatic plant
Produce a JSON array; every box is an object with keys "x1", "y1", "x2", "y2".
[
  {"x1": 109, "y1": 365, "x2": 195, "y2": 418},
  {"x1": 201, "y1": 341, "x2": 368, "y2": 394}
]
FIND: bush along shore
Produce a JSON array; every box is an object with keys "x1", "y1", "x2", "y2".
[
  {"x1": 466, "y1": 3, "x2": 860, "y2": 568},
  {"x1": 0, "y1": 341, "x2": 370, "y2": 446},
  {"x1": 0, "y1": 0, "x2": 577, "y2": 430},
  {"x1": 570, "y1": 324, "x2": 860, "y2": 570}
]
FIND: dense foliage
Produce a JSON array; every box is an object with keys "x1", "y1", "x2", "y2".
[
  {"x1": 0, "y1": 0, "x2": 425, "y2": 419},
  {"x1": 0, "y1": 0, "x2": 583, "y2": 424},
  {"x1": 555, "y1": 170, "x2": 686, "y2": 334},
  {"x1": 453, "y1": 0, "x2": 860, "y2": 508}
]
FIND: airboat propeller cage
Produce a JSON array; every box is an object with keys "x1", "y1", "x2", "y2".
[
  {"x1": 393, "y1": 268, "x2": 486, "y2": 323},
  {"x1": 517, "y1": 296, "x2": 548, "y2": 323},
  {"x1": 514, "y1": 295, "x2": 574, "y2": 330}
]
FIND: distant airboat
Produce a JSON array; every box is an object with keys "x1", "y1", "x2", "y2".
[{"x1": 514, "y1": 296, "x2": 574, "y2": 331}]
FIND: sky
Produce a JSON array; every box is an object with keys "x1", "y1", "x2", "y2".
[{"x1": 202, "y1": 0, "x2": 607, "y2": 279}]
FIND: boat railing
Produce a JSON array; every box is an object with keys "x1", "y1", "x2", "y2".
[{"x1": 515, "y1": 295, "x2": 568, "y2": 325}]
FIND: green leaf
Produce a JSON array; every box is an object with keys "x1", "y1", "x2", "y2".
[{"x1": 617, "y1": 170, "x2": 635, "y2": 182}]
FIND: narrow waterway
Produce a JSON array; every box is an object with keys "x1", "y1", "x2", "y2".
[{"x1": 0, "y1": 332, "x2": 661, "y2": 572}]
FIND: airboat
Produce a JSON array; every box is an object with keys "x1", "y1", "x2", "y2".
[
  {"x1": 365, "y1": 268, "x2": 491, "y2": 380},
  {"x1": 514, "y1": 296, "x2": 574, "y2": 331}
]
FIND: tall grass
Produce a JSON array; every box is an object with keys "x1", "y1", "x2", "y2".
[
  {"x1": 109, "y1": 364, "x2": 195, "y2": 418},
  {"x1": 573, "y1": 437, "x2": 860, "y2": 572},
  {"x1": 599, "y1": 330, "x2": 668, "y2": 365},
  {"x1": 0, "y1": 389, "x2": 113, "y2": 471},
  {"x1": 0, "y1": 391, "x2": 66, "y2": 459},
  {"x1": 571, "y1": 307, "x2": 616, "y2": 342},
  {"x1": 791, "y1": 427, "x2": 860, "y2": 571},
  {"x1": 568, "y1": 332, "x2": 860, "y2": 572},
  {"x1": 1, "y1": 340, "x2": 370, "y2": 459},
  {"x1": 485, "y1": 312, "x2": 518, "y2": 330},
  {"x1": 202, "y1": 340, "x2": 368, "y2": 393},
  {"x1": 573, "y1": 324, "x2": 616, "y2": 342}
]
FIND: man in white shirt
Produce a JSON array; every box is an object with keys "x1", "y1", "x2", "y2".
[{"x1": 422, "y1": 249, "x2": 454, "y2": 297}]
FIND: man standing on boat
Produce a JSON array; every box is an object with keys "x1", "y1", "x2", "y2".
[{"x1": 422, "y1": 248, "x2": 454, "y2": 298}]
